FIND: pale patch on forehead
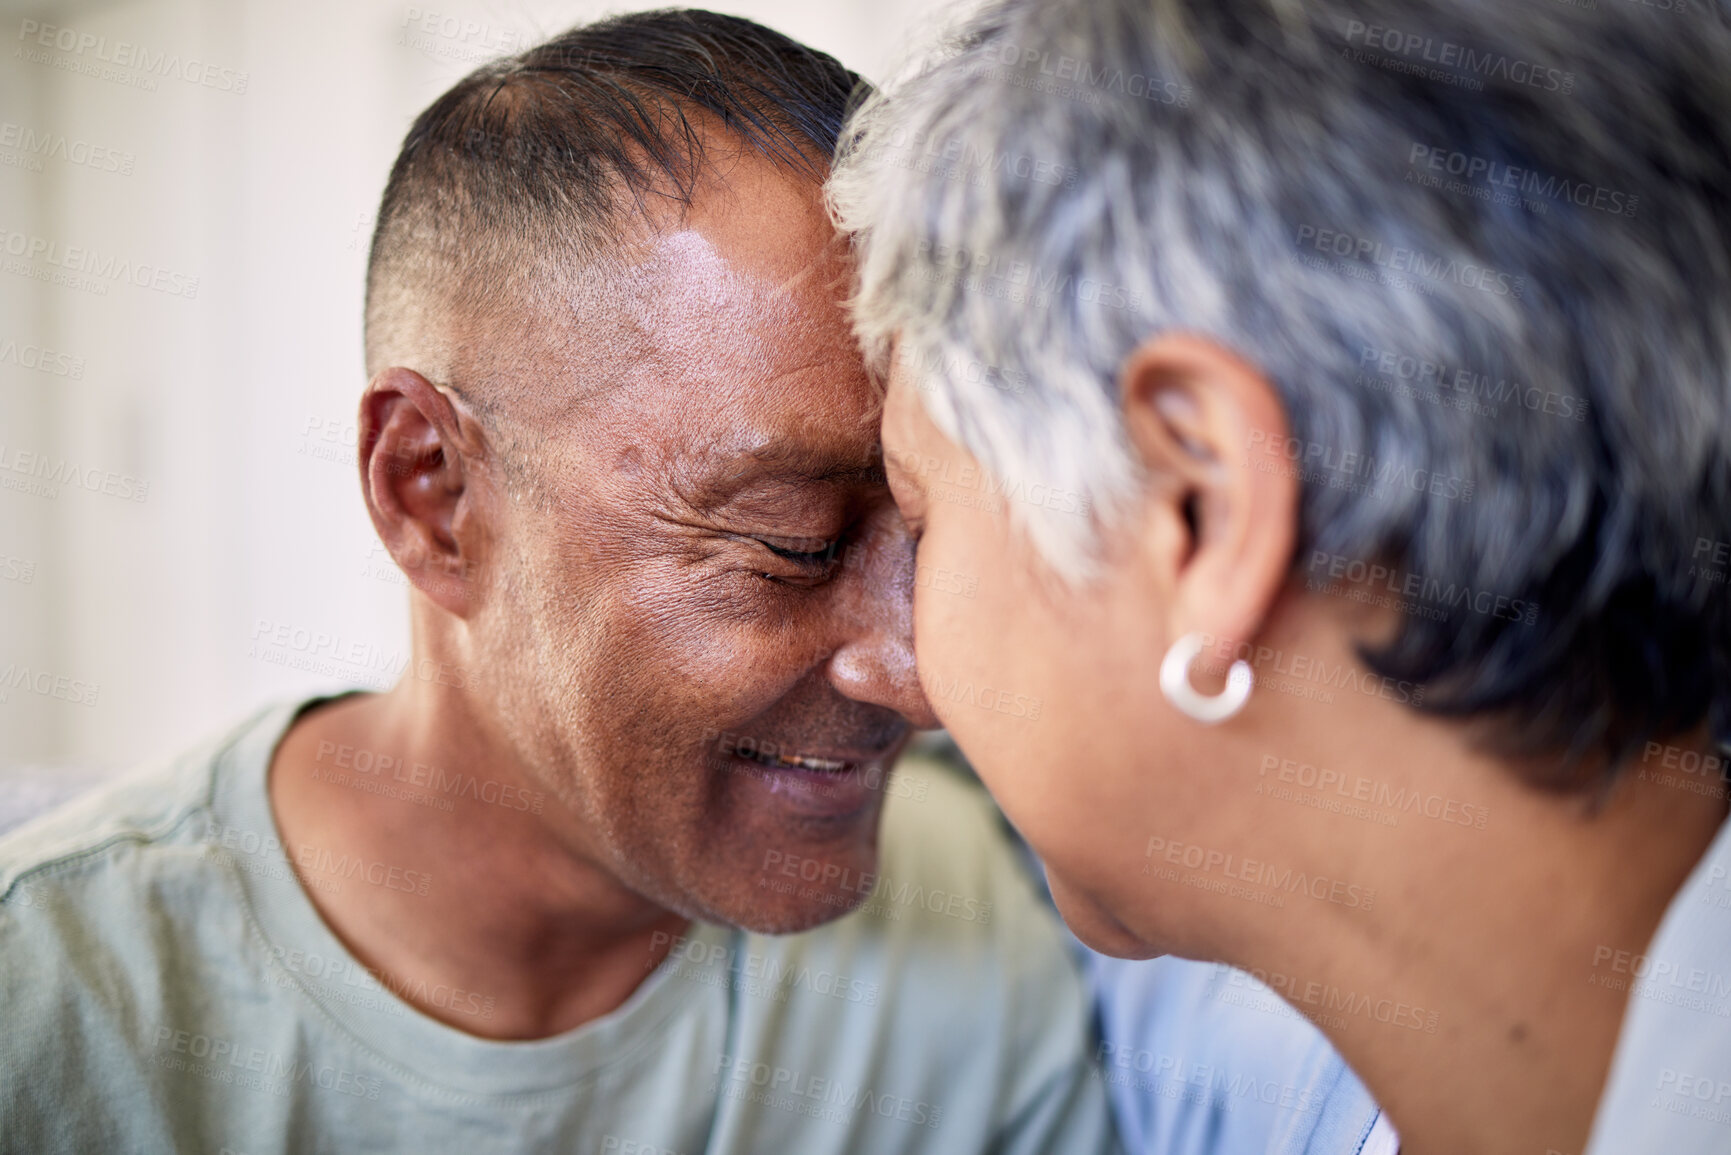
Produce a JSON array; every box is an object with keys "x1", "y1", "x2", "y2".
[
  {"x1": 609, "y1": 223, "x2": 815, "y2": 356},
  {"x1": 594, "y1": 197, "x2": 864, "y2": 418},
  {"x1": 627, "y1": 229, "x2": 746, "y2": 310},
  {"x1": 483, "y1": 150, "x2": 871, "y2": 507},
  {"x1": 513, "y1": 140, "x2": 852, "y2": 401}
]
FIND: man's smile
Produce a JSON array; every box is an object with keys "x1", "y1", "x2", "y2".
[
  {"x1": 710, "y1": 732, "x2": 904, "y2": 820},
  {"x1": 732, "y1": 743, "x2": 858, "y2": 774}
]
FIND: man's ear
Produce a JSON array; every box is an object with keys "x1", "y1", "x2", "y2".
[
  {"x1": 1118, "y1": 333, "x2": 1298, "y2": 657},
  {"x1": 358, "y1": 367, "x2": 490, "y2": 618}
]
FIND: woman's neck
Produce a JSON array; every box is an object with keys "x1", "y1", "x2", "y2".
[{"x1": 1221, "y1": 738, "x2": 1728, "y2": 1155}]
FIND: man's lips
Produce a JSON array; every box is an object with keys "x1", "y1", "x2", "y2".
[
  {"x1": 732, "y1": 744, "x2": 873, "y2": 775},
  {"x1": 702, "y1": 723, "x2": 906, "y2": 818}
]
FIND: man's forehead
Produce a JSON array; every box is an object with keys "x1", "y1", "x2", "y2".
[
  {"x1": 481, "y1": 141, "x2": 877, "y2": 496},
  {"x1": 590, "y1": 151, "x2": 879, "y2": 509},
  {"x1": 602, "y1": 139, "x2": 851, "y2": 339},
  {"x1": 608, "y1": 229, "x2": 842, "y2": 352},
  {"x1": 641, "y1": 126, "x2": 843, "y2": 279},
  {"x1": 558, "y1": 191, "x2": 860, "y2": 406},
  {"x1": 666, "y1": 432, "x2": 887, "y2": 511}
]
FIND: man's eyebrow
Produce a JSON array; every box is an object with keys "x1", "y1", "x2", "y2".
[{"x1": 673, "y1": 441, "x2": 888, "y2": 510}]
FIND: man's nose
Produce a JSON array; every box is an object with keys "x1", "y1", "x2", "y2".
[{"x1": 824, "y1": 512, "x2": 942, "y2": 729}]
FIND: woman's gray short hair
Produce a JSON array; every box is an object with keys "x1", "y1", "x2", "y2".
[{"x1": 830, "y1": 0, "x2": 1731, "y2": 780}]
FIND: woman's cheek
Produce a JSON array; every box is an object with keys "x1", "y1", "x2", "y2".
[{"x1": 912, "y1": 510, "x2": 1016, "y2": 743}]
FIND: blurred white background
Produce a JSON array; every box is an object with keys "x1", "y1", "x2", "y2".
[{"x1": 0, "y1": 0, "x2": 931, "y2": 775}]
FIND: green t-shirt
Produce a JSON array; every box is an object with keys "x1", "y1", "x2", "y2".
[{"x1": 0, "y1": 700, "x2": 1118, "y2": 1155}]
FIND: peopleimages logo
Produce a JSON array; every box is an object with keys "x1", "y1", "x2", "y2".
[
  {"x1": 1339, "y1": 20, "x2": 1575, "y2": 95},
  {"x1": 1590, "y1": 945, "x2": 1731, "y2": 1007},
  {"x1": 248, "y1": 617, "x2": 479, "y2": 690},
  {"x1": 1257, "y1": 755, "x2": 1490, "y2": 830},
  {"x1": 914, "y1": 240, "x2": 1146, "y2": 314},
  {"x1": 1294, "y1": 224, "x2": 1525, "y2": 300},
  {"x1": 652, "y1": 931, "x2": 882, "y2": 1007},
  {"x1": 1691, "y1": 536, "x2": 1731, "y2": 587},
  {"x1": 0, "y1": 337, "x2": 85, "y2": 379},
  {"x1": 0, "y1": 664, "x2": 99, "y2": 707},
  {"x1": 1219, "y1": 964, "x2": 1441, "y2": 1034},
  {"x1": 1247, "y1": 430, "x2": 1474, "y2": 504},
  {"x1": 898, "y1": 344, "x2": 1030, "y2": 398},
  {"x1": 971, "y1": 40, "x2": 1192, "y2": 108},
  {"x1": 1196, "y1": 632, "x2": 1427, "y2": 707},
  {"x1": 868, "y1": 128, "x2": 1079, "y2": 191},
  {"x1": 711, "y1": 1054, "x2": 944, "y2": 1130},
  {"x1": 16, "y1": 19, "x2": 250, "y2": 93},
  {"x1": 152, "y1": 1028, "x2": 383, "y2": 1099},
  {"x1": 1143, "y1": 835, "x2": 1378, "y2": 911},
  {"x1": 887, "y1": 447, "x2": 1091, "y2": 519},
  {"x1": 925, "y1": 671, "x2": 1043, "y2": 720},
  {"x1": 0, "y1": 226, "x2": 200, "y2": 299},
  {"x1": 1406, "y1": 144, "x2": 1638, "y2": 218},
  {"x1": 398, "y1": 7, "x2": 529, "y2": 62},
  {"x1": 600, "y1": 1140, "x2": 684, "y2": 1155},
  {"x1": 292, "y1": 844, "x2": 432, "y2": 898},
  {"x1": 1356, "y1": 344, "x2": 1590, "y2": 422},
  {"x1": 1094, "y1": 1041, "x2": 1322, "y2": 1113},
  {"x1": 1656, "y1": 1067, "x2": 1731, "y2": 1109},
  {"x1": 1305, "y1": 549, "x2": 1539, "y2": 626},
  {"x1": 0, "y1": 443, "x2": 149, "y2": 503},
  {"x1": 759, "y1": 850, "x2": 994, "y2": 925},
  {"x1": 0, "y1": 121, "x2": 134, "y2": 175}
]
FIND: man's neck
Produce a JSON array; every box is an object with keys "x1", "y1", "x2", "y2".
[
  {"x1": 267, "y1": 686, "x2": 689, "y2": 1040},
  {"x1": 1219, "y1": 740, "x2": 1727, "y2": 1155}
]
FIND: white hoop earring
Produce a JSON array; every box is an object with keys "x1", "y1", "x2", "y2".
[{"x1": 1159, "y1": 632, "x2": 1253, "y2": 724}]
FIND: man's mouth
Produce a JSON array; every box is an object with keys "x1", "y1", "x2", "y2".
[
  {"x1": 736, "y1": 746, "x2": 853, "y2": 775},
  {"x1": 709, "y1": 729, "x2": 901, "y2": 816}
]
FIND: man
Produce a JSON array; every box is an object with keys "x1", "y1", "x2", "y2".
[{"x1": 0, "y1": 13, "x2": 1116, "y2": 1153}]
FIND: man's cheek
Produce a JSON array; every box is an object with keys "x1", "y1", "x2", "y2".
[{"x1": 678, "y1": 643, "x2": 828, "y2": 731}]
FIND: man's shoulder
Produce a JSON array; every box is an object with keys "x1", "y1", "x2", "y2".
[
  {"x1": 0, "y1": 708, "x2": 265, "y2": 904},
  {"x1": 0, "y1": 713, "x2": 247, "y2": 893},
  {"x1": 0, "y1": 704, "x2": 312, "y2": 1153},
  {"x1": 0, "y1": 705, "x2": 292, "y2": 1109}
]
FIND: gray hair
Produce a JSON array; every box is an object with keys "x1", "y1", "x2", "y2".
[{"x1": 830, "y1": 0, "x2": 1731, "y2": 779}]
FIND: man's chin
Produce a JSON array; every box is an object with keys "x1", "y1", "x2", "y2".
[
  {"x1": 722, "y1": 889, "x2": 872, "y2": 936},
  {"x1": 643, "y1": 835, "x2": 885, "y2": 936},
  {"x1": 662, "y1": 873, "x2": 879, "y2": 936}
]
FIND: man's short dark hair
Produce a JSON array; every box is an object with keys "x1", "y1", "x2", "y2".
[{"x1": 365, "y1": 8, "x2": 864, "y2": 382}]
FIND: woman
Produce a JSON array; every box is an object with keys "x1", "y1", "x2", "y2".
[{"x1": 830, "y1": 0, "x2": 1731, "y2": 1152}]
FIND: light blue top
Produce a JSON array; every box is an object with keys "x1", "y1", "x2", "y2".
[
  {"x1": 1585, "y1": 815, "x2": 1731, "y2": 1154},
  {"x1": 1089, "y1": 952, "x2": 1393, "y2": 1155}
]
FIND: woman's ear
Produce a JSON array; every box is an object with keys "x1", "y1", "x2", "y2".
[
  {"x1": 357, "y1": 367, "x2": 492, "y2": 617},
  {"x1": 1118, "y1": 333, "x2": 1300, "y2": 657}
]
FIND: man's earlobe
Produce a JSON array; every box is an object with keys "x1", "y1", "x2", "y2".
[
  {"x1": 358, "y1": 367, "x2": 489, "y2": 617},
  {"x1": 1117, "y1": 333, "x2": 1298, "y2": 659}
]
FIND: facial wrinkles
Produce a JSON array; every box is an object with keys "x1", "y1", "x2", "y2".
[
  {"x1": 483, "y1": 432, "x2": 786, "y2": 886},
  {"x1": 455, "y1": 161, "x2": 901, "y2": 929}
]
